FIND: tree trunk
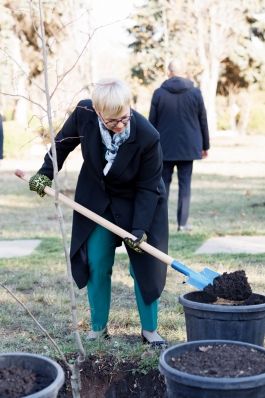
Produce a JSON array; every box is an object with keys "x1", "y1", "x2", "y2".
[{"x1": 13, "y1": 38, "x2": 28, "y2": 124}]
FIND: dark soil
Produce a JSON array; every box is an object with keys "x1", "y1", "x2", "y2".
[
  {"x1": 170, "y1": 344, "x2": 265, "y2": 378},
  {"x1": 213, "y1": 294, "x2": 265, "y2": 306},
  {"x1": 58, "y1": 354, "x2": 167, "y2": 398},
  {"x1": 0, "y1": 365, "x2": 53, "y2": 398},
  {"x1": 204, "y1": 270, "x2": 252, "y2": 301}
]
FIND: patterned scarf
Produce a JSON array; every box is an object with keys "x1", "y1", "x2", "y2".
[{"x1": 98, "y1": 117, "x2": 130, "y2": 175}]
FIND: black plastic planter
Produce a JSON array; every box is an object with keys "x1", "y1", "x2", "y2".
[
  {"x1": 159, "y1": 340, "x2": 265, "y2": 398},
  {"x1": 0, "y1": 353, "x2": 64, "y2": 397},
  {"x1": 179, "y1": 291, "x2": 265, "y2": 346}
]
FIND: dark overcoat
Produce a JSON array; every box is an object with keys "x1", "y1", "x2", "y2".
[
  {"x1": 149, "y1": 77, "x2": 210, "y2": 161},
  {"x1": 38, "y1": 99, "x2": 168, "y2": 305}
]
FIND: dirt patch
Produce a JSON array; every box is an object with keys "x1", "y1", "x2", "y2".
[
  {"x1": 204, "y1": 270, "x2": 252, "y2": 301},
  {"x1": 0, "y1": 366, "x2": 53, "y2": 398},
  {"x1": 58, "y1": 354, "x2": 166, "y2": 398},
  {"x1": 170, "y1": 344, "x2": 265, "y2": 378}
]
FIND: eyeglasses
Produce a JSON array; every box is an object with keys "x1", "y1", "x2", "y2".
[{"x1": 99, "y1": 108, "x2": 133, "y2": 128}]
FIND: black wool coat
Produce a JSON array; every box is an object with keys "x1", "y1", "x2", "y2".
[
  {"x1": 149, "y1": 77, "x2": 210, "y2": 161},
  {"x1": 38, "y1": 99, "x2": 168, "y2": 305}
]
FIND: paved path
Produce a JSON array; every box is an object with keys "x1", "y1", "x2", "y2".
[
  {"x1": 195, "y1": 236, "x2": 265, "y2": 254},
  {"x1": 0, "y1": 239, "x2": 127, "y2": 258},
  {"x1": 0, "y1": 240, "x2": 41, "y2": 258}
]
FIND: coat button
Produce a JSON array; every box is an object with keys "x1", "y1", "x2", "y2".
[
  {"x1": 100, "y1": 179, "x2": 104, "y2": 183},
  {"x1": 115, "y1": 213, "x2": 121, "y2": 218}
]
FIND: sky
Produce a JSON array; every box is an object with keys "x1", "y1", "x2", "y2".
[
  {"x1": 90, "y1": 0, "x2": 136, "y2": 45},
  {"x1": 81, "y1": 0, "x2": 141, "y2": 80}
]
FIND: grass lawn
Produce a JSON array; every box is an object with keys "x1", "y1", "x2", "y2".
[{"x1": 0, "y1": 133, "x2": 265, "y2": 371}]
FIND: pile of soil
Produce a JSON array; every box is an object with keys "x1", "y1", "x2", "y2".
[
  {"x1": 204, "y1": 270, "x2": 252, "y2": 301},
  {"x1": 0, "y1": 365, "x2": 53, "y2": 398},
  {"x1": 58, "y1": 354, "x2": 166, "y2": 398},
  {"x1": 170, "y1": 344, "x2": 265, "y2": 378}
]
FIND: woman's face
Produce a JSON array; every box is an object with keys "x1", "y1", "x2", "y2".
[{"x1": 98, "y1": 106, "x2": 131, "y2": 134}]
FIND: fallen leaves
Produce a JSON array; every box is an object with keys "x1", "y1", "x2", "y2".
[{"x1": 199, "y1": 346, "x2": 213, "y2": 352}]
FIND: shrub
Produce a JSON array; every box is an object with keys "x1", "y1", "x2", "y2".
[
  {"x1": 247, "y1": 104, "x2": 265, "y2": 135},
  {"x1": 3, "y1": 121, "x2": 35, "y2": 158}
]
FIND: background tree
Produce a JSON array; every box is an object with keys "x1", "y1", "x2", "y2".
[{"x1": 128, "y1": 0, "x2": 265, "y2": 133}]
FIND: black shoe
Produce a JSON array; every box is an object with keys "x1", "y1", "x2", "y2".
[{"x1": 141, "y1": 331, "x2": 166, "y2": 348}]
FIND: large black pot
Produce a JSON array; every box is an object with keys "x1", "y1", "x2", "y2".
[
  {"x1": 159, "y1": 340, "x2": 265, "y2": 398},
  {"x1": 179, "y1": 291, "x2": 265, "y2": 346},
  {"x1": 0, "y1": 353, "x2": 64, "y2": 397}
]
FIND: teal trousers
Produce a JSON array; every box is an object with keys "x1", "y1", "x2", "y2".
[{"x1": 86, "y1": 209, "x2": 158, "y2": 332}]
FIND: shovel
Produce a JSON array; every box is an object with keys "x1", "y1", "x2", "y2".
[{"x1": 15, "y1": 169, "x2": 220, "y2": 290}]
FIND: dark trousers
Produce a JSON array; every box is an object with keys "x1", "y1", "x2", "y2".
[{"x1": 162, "y1": 161, "x2": 193, "y2": 226}]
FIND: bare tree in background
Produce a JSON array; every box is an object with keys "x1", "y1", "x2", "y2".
[
  {"x1": 128, "y1": 0, "x2": 265, "y2": 133},
  {"x1": 191, "y1": 0, "x2": 244, "y2": 134}
]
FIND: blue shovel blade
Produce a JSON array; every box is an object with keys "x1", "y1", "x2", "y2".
[
  {"x1": 200, "y1": 268, "x2": 220, "y2": 282},
  {"x1": 171, "y1": 260, "x2": 220, "y2": 290}
]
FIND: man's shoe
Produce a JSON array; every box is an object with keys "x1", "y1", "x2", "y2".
[
  {"x1": 87, "y1": 328, "x2": 110, "y2": 341},
  {"x1": 141, "y1": 330, "x2": 166, "y2": 348},
  {"x1": 178, "y1": 225, "x2": 192, "y2": 231}
]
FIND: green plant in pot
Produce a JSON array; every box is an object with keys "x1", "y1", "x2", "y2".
[{"x1": 159, "y1": 340, "x2": 265, "y2": 398}]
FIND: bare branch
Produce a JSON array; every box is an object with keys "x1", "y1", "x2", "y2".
[
  {"x1": 47, "y1": 9, "x2": 92, "y2": 52},
  {"x1": 50, "y1": 14, "x2": 130, "y2": 99},
  {"x1": 1, "y1": 48, "x2": 45, "y2": 93},
  {"x1": 28, "y1": 0, "x2": 42, "y2": 41},
  {"x1": 0, "y1": 91, "x2": 47, "y2": 112},
  {"x1": 1, "y1": 3, "x2": 31, "y2": 15},
  {"x1": 0, "y1": 282, "x2": 72, "y2": 372}
]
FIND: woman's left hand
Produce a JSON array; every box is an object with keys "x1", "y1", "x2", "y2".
[{"x1": 124, "y1": 230, "x2": 147, "y2": 253}]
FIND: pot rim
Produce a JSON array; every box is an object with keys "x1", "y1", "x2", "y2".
[
  {"x1": 179, "y1": 291, "x2": 265, "y2": 313},
  {"x1": 159, "y1": 340, "x2": 265, "y2": 389},
  {"x1": 0, "y1": 352, "x2": 65, "y2": 397}
]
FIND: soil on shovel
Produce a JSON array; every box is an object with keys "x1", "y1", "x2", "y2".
[
  {"x1": 170, "y1": 344, "x2": 265, "y2": 378},
  {"x1": 57, "y1": 354, "x2": 166, "y2": 398},
  {"x1": 204, "y1": 270, "x2": 253, "y2": 302},
  {"x1": 0, "y1": 365, "x2": 53, "y2": 398}
]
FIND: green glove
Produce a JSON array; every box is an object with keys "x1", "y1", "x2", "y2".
[
  {"x1": 124, "y1": 229, "x2": 147, "y2": 254},
  {"x1": 29, "y1": 173, "x2": 52, "y2": 197}
]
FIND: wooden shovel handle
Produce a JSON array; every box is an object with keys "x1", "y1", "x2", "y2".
[{"x1": 15, "y1": 169, "x2": 174, "y2": 265}]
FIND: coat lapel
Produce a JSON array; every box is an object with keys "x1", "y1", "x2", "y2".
[
  {"x1": 105, "y1": 114, "x2": 139, "y2": 180},
  {"x1": 86, "y1": 113, "x2": 104, "y2": 178}
]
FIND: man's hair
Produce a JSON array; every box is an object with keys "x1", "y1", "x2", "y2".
[
  {"x1": 91, "y1": 77, "x2": 131, "y2": 118},
  {"x1": 168, "y1": 60, "x2": 185, "y2": 76}
]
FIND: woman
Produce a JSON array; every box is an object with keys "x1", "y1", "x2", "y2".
[{"x1": 29, "y1": 78, "x2": 168, "y2": 346}]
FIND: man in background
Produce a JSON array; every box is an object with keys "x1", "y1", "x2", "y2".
[{"x1": 149, "y1": 60, "x2": 209, "y2": 231}]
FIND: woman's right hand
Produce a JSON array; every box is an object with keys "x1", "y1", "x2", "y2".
[
  {"x1": 124, "y1": 229, "x2": 147, "y2": 254},
  {"x1": 29, "y1": 173, "x2": 52, "y2": 197}
]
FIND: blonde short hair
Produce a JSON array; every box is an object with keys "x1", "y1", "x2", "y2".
[{"x1": 91, "y1": 77, "x2": 131, "y2": 118}]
